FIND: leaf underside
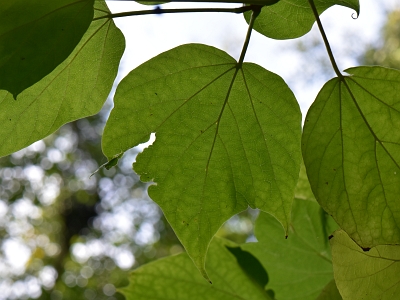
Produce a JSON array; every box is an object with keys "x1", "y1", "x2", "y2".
[
  {"x1": 0, "y1": 1, "x2": 125, "y2": 158},
  {"x1": 316, "y1": 279, "x2": 343, "y2": 300},
  {"x1": 302, "y1": 66, "x2": 400, "y2": 248},
  {"x1": 244, "y1": 0, "x2": 360, "y2": 40},
  {"x1": 0, "y1": 0, "x2": 94, "y2": 98},
  {"x1": 102, "y1": 43, "x2": 302, "y2": 278},
  {"x1": 330, "y1": 230, "x2": 400, "y2": 300},
  {"x1": 242, "y1": 199, "x2": 338, "y2": 300},
  {"x1": 120, "y1": 237, "x2": 273, "y2": 300}
]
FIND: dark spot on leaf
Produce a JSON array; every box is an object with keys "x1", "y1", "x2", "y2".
[
  {"x1": 328, "y1": 234, "x2": 333, "y2": 240},
  {"x1": 21, "y1": 57, "x2": 25, "y2": 60},
  {"x1": 333, "y1": 168, "x2": 336, "y2": 171},
  {"x1": 325, "y1": 182, "x2": 328, "y2": 185},
  {"x1": 9, "y1": 119, "x2": 11, "y2": 121},
  {"x1": 285, "y1": 235, "x2": 288, "y2": 239},
  {"x1": 155, "y1": 92, "x2": 157, "y2": 95},
  {"x1": 362, "y1": 247, "x2": 371, "y2": 252}
]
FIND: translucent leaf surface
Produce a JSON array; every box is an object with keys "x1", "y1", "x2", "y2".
[
  {"x1": 242, "y1": 199, "x2": 338, "y2": 300},
  {"x1": 103, "y1": 44, "x2": 302, "y2": 278},
  {"x1": 316, "y1": 280, "x2": 342, "y2": 300},
  {"x1": 0, "y1": 1, "x2": 125, "y2": 158},
  {"x1": 120, "y1": 237, "x2": 273, "y2": 300},
  {"x1": 0, "y1": 0, "x2": 94, "y2": 98},
  {"x1": 330, "y1": 230, "x2": 400, "y2": 300},
  {"x1": 244, "y1": 0, "x2": 359, "y2": 40},
  {"x1": 302, "y1": 66, "x2": 400, "y2": 248}
]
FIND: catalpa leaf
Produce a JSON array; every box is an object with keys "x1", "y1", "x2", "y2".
[
  {"x1": 244, "y1": 0, "x2": 359, "y2": 40},
  {"x1": 302, "y1": 66, "x2": 400, "y2": 248},
  {"x1": 0, "y1": 1, "x2": 125, "y2": 158},
  {"x1": 0, "y1": 0, "x2": 94, "y2": 98},
  {"x1": 120, "y1": 237, "x2": 273, "y2": 300},
  {"x1": 242, "y1": 199, "x2": 338, "y2": 300},
  {"x1": 102, "y1": 44, "x2": 302, "y2": 279},
  {"x1": 330, "y1": 230, "x2": 400, "y2": 300}
]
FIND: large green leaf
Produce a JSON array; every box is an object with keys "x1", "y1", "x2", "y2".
[
  {"x1": 0, "y1": 0, "x2": 94, "y2": 98},
  {"x1": 102, "y1": 43, "x2": 302, "y2": 278},
  {"x1": 242, "y1": 199, "x2": 338, "y2": 300},
  {"x1": 302, "y1": 66, "x2": 400, "y2": 248},
  {"x1": 0, "y1": 1, "x2": 125, "y2": 158},
  {"x1": 120, "y1": 237, "x2": 273, "y2": 300},
  {"x1": 330, "y1": 229, "x2": 400, "y2": 300},
  {"x1": 244, "y1": 0, "x2": 359, "y2": 40}
]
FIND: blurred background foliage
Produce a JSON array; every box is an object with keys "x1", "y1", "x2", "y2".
[{"x1": 0, "y1": 4, "x2": 399, "y2": 300}]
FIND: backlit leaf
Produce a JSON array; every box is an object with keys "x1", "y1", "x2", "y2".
[
  {"x1": 102, "y1": 43, "x2": 302, "y2": 278},
  {"x1": 0, "y1": 0, "x2": 94, "y2": 98},
  {"x1": 0, "y1": 1, "x2": 125, "y2": 158},
  {"x1": 244, "y1": 0, "x2": 359, "y2": 40},
  {"x1": 330, "y1": 229, "x2": 400, "y2": 300},
  {"x1": 242, "y1": 199, "x2": 338, "y2": 300},
  {"x1": 120, "y1": 237, "x2": 273, "y2": 300},
  {"x1": 302, "y1": 66, "x2": 400, "y2": 248}
]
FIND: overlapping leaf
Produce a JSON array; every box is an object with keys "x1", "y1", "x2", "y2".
[
  {"x1": 102, "y1": 43, "x2": 302, "y2": 278},
  {"x1": 330, "y1": 230, "x2": 400, "y2": 300},
  {"x1": 0, "y1": 1, "x2": 125, "y2": 158},
  {"x1": 316, "y1": 280, "x2": 342, "y2": 300},
  {"x1": 120, "y1": 237, "x2": 273, "y2": 300},
  {"x1": 242, "y1": 199, "x2": 338, "y2": 300},
  {"x1": 302, "y1": 66, "x2": 400, "y2": 248},
  {"x1": 0, "y1": 0, "x2": 94, "y2": 98},
  {"x1": 244, "y1": 0, "x2": 359, "y2": 40}
]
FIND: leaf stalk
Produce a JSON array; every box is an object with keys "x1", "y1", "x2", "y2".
[
  {"x1": 237, "y1": 6, "x2": 261, "y2": 68},
  {"x1": 308, "y1": 0, "x2": 343, "y2": 79}
]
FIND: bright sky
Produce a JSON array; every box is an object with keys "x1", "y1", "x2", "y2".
[{"x1": 106, "y1": 0, "x2": 399, "y2": 117}]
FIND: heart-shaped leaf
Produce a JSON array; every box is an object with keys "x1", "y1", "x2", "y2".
[
  {"x1": 0, "y1": 0, "x2": 94, "y2": 98},
  {"x1": 302, "y1": 66, "x2": 400, "y2": 248},
  {"x1": 330, "y1": 230, "x2": 400, "y2": 300},
  {"x1": 242, "y1": 199, "x2": 338, "y2": 300},
  {"x1": 0, "y1": 1, "x2": 125, "y2": 158},
  {"x1": 120, "y1": 237, "x2": 273, "y2": 300},
  {"x1": 244, "y1": 0, "x2": 359, "y2": 40},
  {"x1": 102, "y1": 43, "x2": 302, "y2": 278}
]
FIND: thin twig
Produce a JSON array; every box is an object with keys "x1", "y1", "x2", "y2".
[{"x1": 94, "y1": 5, "x2": 257, "y2": 21}]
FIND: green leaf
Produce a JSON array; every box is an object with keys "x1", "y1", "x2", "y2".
[
  {"x1": 302, "y1": 66, "x2": 400, "y2": 248},
  {"x1": 120, "y1": 237, "x2": 273, "y2": 300},
  {"x1": 242, "y1": 199, "x2": 338, "y2": 300},
  {"x1": 316, "y1": 280, "x2": 342, "y2": 300},
  {"x1": 294, "y1": 161, "x2": 316, "y2": 202},
  {"x1": 102, "y1": 43, "x2": 302, "y2": 278},
  {"x1": 330, "y1": 229, "x2": 400, "y2": 300},
  {"x1": 244, "y1": 0, "x2": 359, "y2": 40},
  {"x1": 0, "y1": 0, "x2": 94, "y2": 98},
  {"x1": 0, "y1": 1, "x2": 125, "y2": 158}
]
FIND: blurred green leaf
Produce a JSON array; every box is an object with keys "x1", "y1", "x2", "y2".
[
  {"x1": 330, "y1": 230, "x2": 400, "y2": 300},
  {"x1": 0, "y1": 1, "x2": 125, "y2": 158},
  {"x1": 242, "y1": 199, "x2": 338, "y2": 300},
  {"x1": 244, "y1": 0, "x2": 359, "y2": 40},
  {"x1": 0, "y1": 0, "x2": 94, "y2": 98},
  {"x1": 302, "y1": 66, "x2": 400, "y2": 248},
  {"x1": 120, "y1": 237, "x2": 273, "y2": 300},
  {"x1": 103, "y1": 43, "x2": 302, "y2": 279}
]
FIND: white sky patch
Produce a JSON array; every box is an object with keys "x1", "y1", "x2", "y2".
[{"x1": 2, "y1": 239, "x2": 31, "y2": 275}]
